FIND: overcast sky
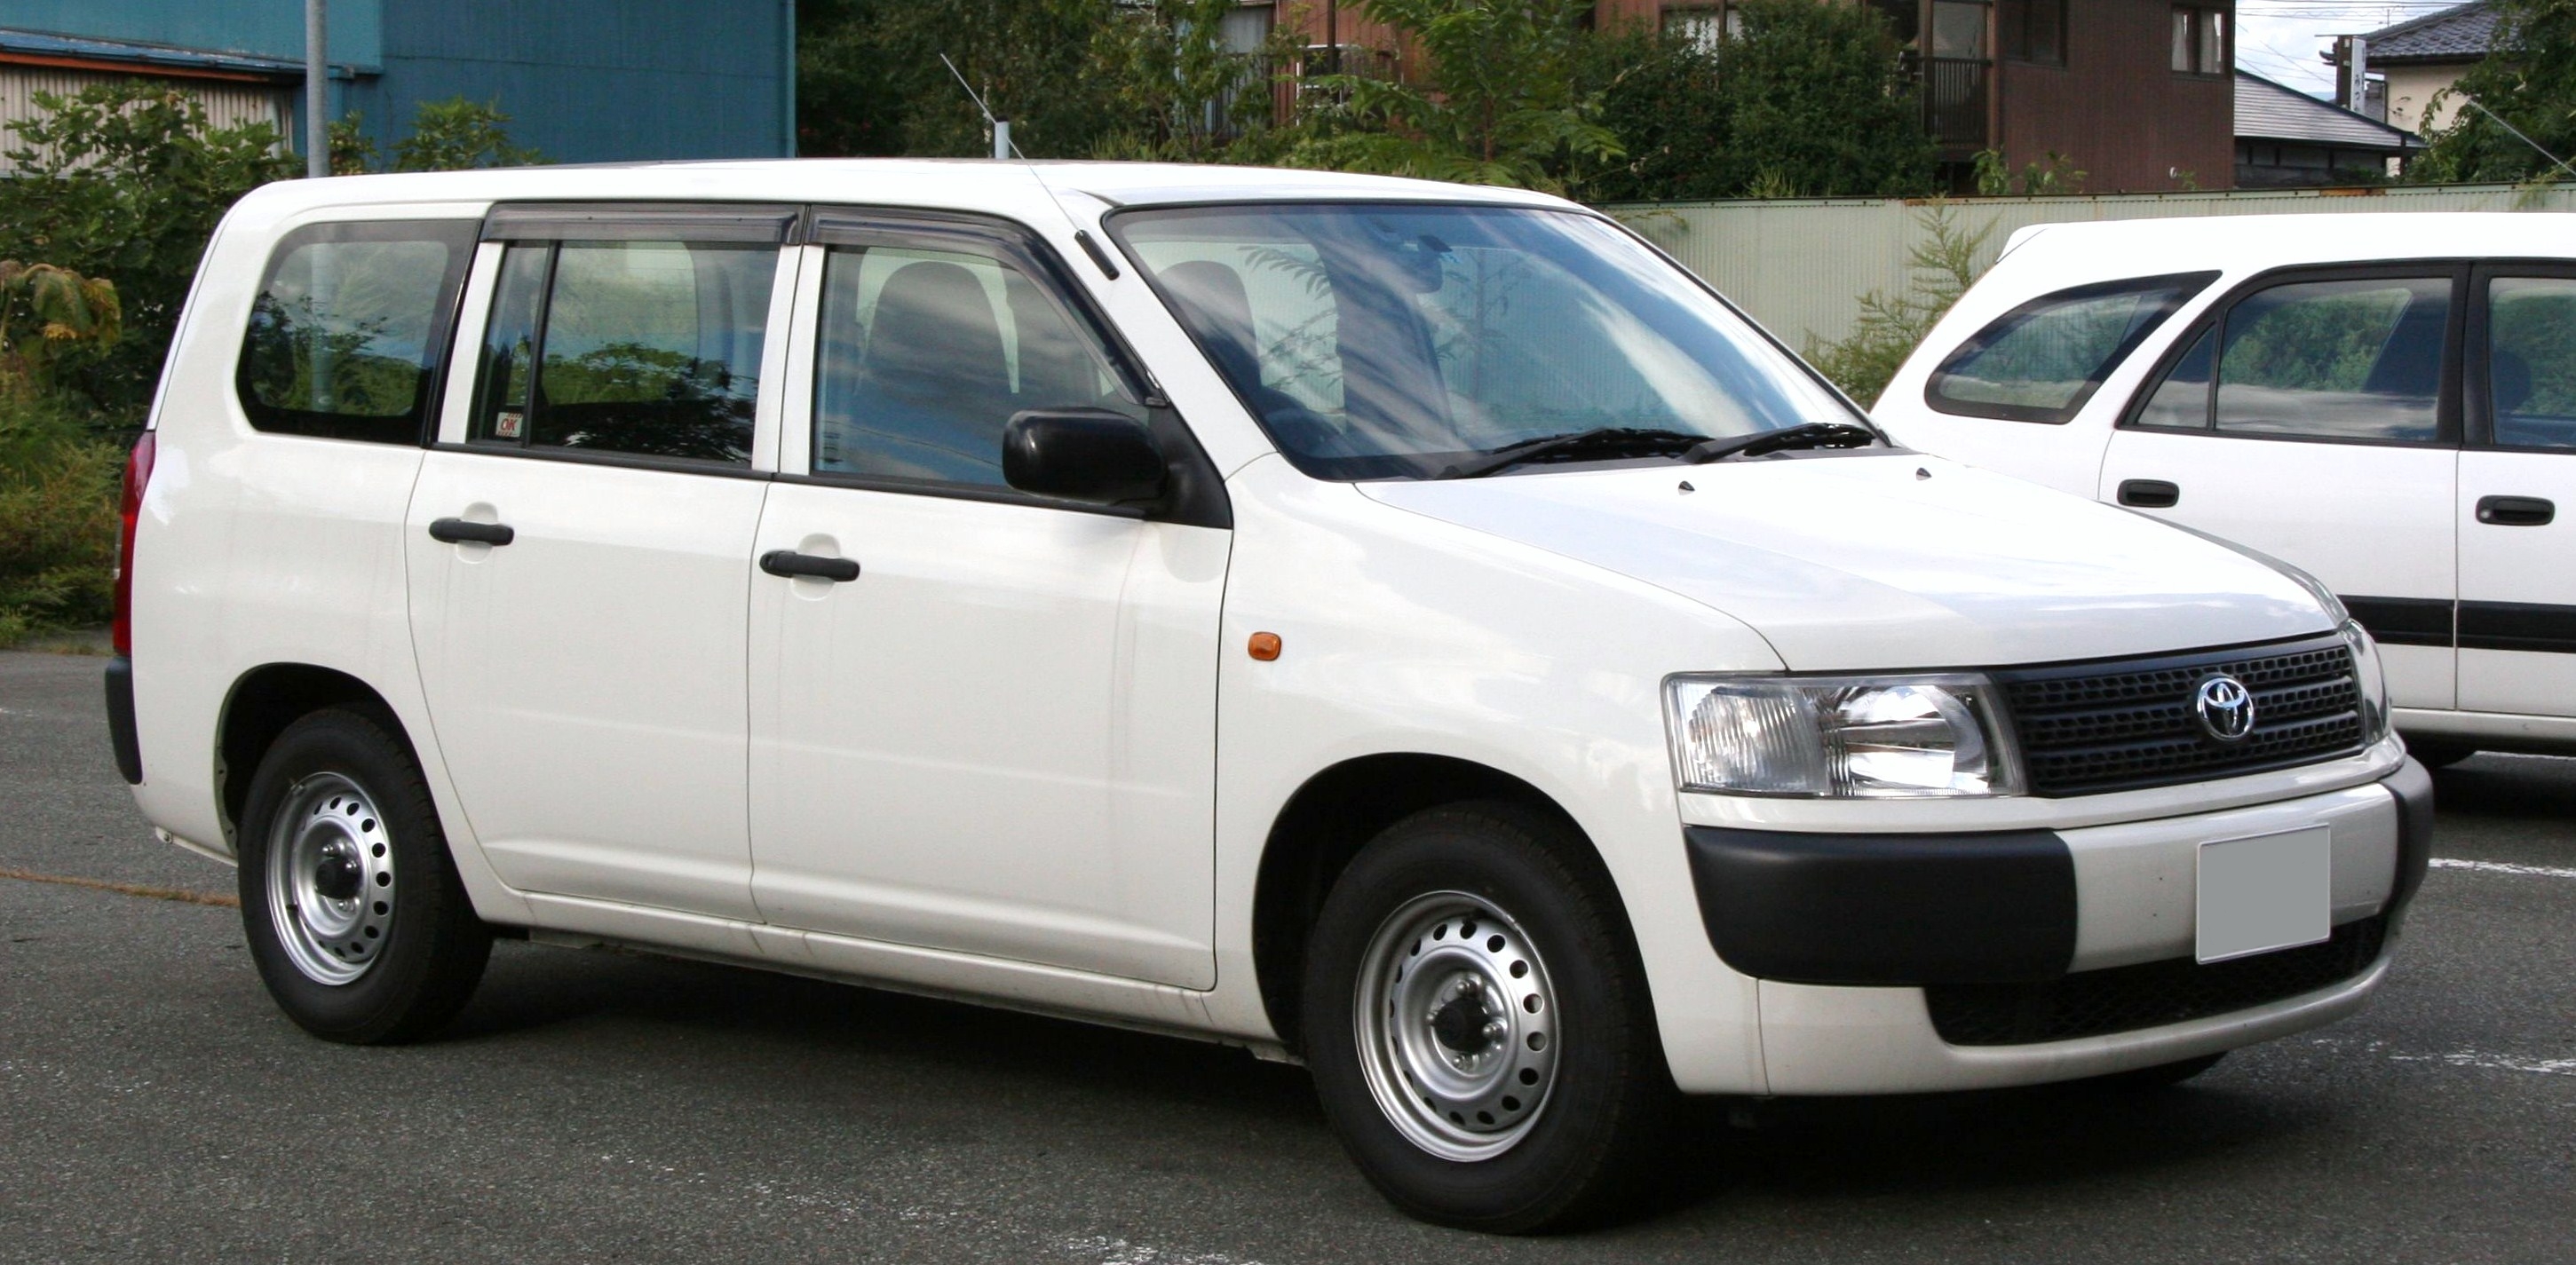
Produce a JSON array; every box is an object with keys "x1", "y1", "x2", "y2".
[{"x1": 2236, "y1": 2, "x2": 2485, "y2": 95}]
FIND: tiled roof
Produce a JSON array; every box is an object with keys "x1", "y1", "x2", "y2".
[
  {"x1": 2358, "y1": 2, "x2": 2505, "y2": 65},
  {"x1": 2236, "y1": 71, "x2": 2423, "y2": 151}
]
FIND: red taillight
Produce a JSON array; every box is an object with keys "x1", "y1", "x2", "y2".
[{"x1": 110, "y1": 430, "x2": 155, "y2": 658}]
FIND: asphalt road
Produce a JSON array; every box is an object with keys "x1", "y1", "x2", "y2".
[{"x1": 3, "y1": 648, "x2": 2571, "y2": 1263}]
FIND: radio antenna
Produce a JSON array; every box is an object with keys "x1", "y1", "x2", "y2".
[{"x1": 940, "y1": 53, "x2": 1024, "y2": 161}]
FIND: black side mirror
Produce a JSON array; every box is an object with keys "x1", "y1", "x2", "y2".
[{"x1": 1002, "y1": 408, "x2": 1169, "y2": 505}]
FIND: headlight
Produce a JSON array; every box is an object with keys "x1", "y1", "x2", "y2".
[
  {"x1": 1664, "y1": 675, "x2": 2022, "y2": 798},
  {"x1": 2339, "y1": 620, "x2": 2392, "y2": 743}
]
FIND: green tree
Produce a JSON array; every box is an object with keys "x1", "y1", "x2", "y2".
[
  {"x1": 1805, "y1": 203, "x2": 1992, "y2": 404},
  {"x1": 1700, "y1": 0, "x2": 1934, "y2": 199},
  {"x1": 1573, "y1": 27, "x2": 1732, "y2": 202},
  {"x1": 0, "y1": 82, "x2": 297, "y2": 419},
  {"x1": 1090, "y1": 0, "x2": 1293, "y2": 162},
  {"x1": 1284, "y1": 0, "x2": 1621, "y2": 193},
  {"x1": 2414, "y1": 0, "x2": 2576, "y2": 184},
  {"x1": 868, "y1": 0, "x2": 1124, "y2": 157},
  {"x1": 0, "y1": 263, "x2": 122, "y2": 395},
  {"x1": 797, "y1": 0, "x2": 911, "y2": 155}
]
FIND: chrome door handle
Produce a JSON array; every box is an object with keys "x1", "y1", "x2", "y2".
[{"x1": 759, "y1": 550, "x2": 860, "y2": 582}]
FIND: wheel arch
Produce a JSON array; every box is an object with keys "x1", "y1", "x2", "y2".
[
  {"x1": 1250, "y1": 753, "x2": 1597, "y2": 1057},
  {"x1": 215, "y1": 663, "x2": 414, "y2": 848}
]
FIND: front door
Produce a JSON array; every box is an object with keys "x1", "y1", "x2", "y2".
[
  {"x1": 747, "y1": 215, "x2": 1225, "y2": 988},
  {"x1": 2459, "y1": 265, "x2": 2576, "y2": 717},
  {"x1": 2098, "y1": 268, "x2": 2463, "y2": 708},
  {"x1": 408, "y1": 214, "x2": 793, "y2": 919}
]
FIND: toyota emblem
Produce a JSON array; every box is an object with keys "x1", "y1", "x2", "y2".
[{"x1": 2193, "y1": 675, "x2": 2256, "y2": 743}]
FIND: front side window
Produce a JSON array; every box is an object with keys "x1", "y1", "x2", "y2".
[
  {"x1": 237, "y1": 220, "x2": 476, "y2": 443},
  {"x1": 473, "y1": 239, "x2": 777, "y2": 465},
  {"x1": 1114, "y1": 204, "x2": 1854, "y2": 479},
  {"x1": 2485, "y1": 277, "x2": 2576, "y2": 450},
  {"x1": 1927, "y1": 272, "x2": 2215, "y2": 423},
  {"x1": 812, "y1": 233, "x2": 1142, "y2": 489},
  {"x1": 2214, "y1": 277, "x2": 2450, "y2": 443}
]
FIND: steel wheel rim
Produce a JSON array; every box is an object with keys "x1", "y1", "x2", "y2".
[
  {"x1": 1352, "y1": 890, "x2": 1560, "y2": 1162},
  {"x1": 264, "y1": 772, "x2": 395, "y2": 985}
]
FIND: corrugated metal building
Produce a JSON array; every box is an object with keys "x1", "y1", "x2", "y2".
[{"x1": 0, "y1": 0, "x2": 793, "y2": 170}]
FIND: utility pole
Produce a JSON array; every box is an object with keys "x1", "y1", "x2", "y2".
[{"x1": 305, "y1": 0, "x2": 329, "y2": 178}]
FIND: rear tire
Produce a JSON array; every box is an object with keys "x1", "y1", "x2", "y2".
[
  {"x1": 1301, "y1": 802, "x2": 1674, "y2": 1233},
  {"x1": 236, "y1": 708, "x2": 491, "y2": 1043}
]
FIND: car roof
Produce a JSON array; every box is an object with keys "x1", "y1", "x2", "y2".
[
  {"x1": 220, "y1": 158, "x2": 1580, "y2": 225},
  {"x1": 2000, "y1": 212, "x2": 2576, "y2": 283}
]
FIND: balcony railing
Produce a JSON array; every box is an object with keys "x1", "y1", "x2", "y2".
[{"x1": 1924, "y1": 56, "x2": 1989, "y2": 149}]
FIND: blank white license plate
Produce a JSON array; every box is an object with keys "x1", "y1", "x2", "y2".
[{"x1": 2197, "y1": 826, "x2": 2333, "y2": 964}]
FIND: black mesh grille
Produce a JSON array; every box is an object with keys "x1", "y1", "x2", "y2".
[
  {"x1": 1999, "y1": 636, "x2": 2365, "y2": 796},
  {"x1": 1924, "y1": 916, "x2": 2386, "y2": 1047}
]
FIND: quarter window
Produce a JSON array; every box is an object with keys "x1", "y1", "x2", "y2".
[
  {"x1": 236, "y1": 220, "x2": 476, "y2": 443},
  {"x1": 2485, "y1": 277, "x2": 2576, "y2": 450},
  {"x1": 1926, "y1": 273, "x2": 2215, "y2": 423},
  {"x1": 2214, "y1": 277, "x2": 2449, "y2": 443},
  {"x1": 472, "y1": 240, "x2": 778, "y2": 466},
  {"x1": 812, "y1": 235, "x2": 1143, "y2": 489}
]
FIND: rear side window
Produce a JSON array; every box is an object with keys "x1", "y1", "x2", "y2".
[
  {"x1": 1926, "y1": 272, "x2": 2216, "y2": 423},
  {"x1": 473, "y1": 240, "x2": 779, "y2": 466},
  {"x1": 2485, "y1": 277, "x2": 2576, "y2": 450},
  {"x1": 236, "y1": 220, "x2": 476, "y2": 443},
  {"x1": 2214, "y1": 277, "x2": 2450, "y2": 443}
]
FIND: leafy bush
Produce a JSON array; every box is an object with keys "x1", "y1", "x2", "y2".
[
  {"x1": 1697, "y1": 0, "x2": 1937, "y2": 200},
  {"x1": 331, "y1": 97, "x2": 544, "y2": 174},
  {"x1": 1804, "y1": 205, "x2": 1992, "y2": 405},
  {"x1": 0, "y1": 82, "x2": 298, "y2": 423},
  {"x1": 0, "y1": 390, "x2": 120, "y2": 647}
]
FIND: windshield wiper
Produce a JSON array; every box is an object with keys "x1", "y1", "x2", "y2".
[
  {"x1": 1683, "y1": 422, "x2": 1881, "y2": 464},
  {"x1": 1436, "y1": 428, "x2": 1708, "y2": 479}
]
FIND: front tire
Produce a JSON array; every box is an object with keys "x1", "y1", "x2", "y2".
[
  {"x1": 236, "y1": 708, "x2": 492, "y2": 1043},
  {"x1": 1302, "y1": 802, "x2": 1673, "y2": 1232}
]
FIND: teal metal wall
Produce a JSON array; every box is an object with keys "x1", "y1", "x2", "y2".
[{"x1": 0, "y1": 0, "x2": 789, "y2": 162}]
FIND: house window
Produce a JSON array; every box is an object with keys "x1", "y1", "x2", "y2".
[
  {"x1": 1662, "y1": 5, "x2": 1739, "y2": 55},
  {"x1": 2000, "y1": 0, "x2": 2065, "y2": 65},
  {"x1": 2172, "y1": 5, "x2": 2226, "y2": 75}
]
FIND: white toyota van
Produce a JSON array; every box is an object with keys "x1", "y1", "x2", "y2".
[{"x1": 108, "y1": 162, "x2": 2430, "y2": 1232}]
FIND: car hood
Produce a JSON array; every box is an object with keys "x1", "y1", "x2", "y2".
[{"x1": 1360, "y1": 454, "x2": 2334, "y2": 671}]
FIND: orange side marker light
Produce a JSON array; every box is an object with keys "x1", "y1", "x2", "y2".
[{"x1": 1248, "y1": 631, "x2": 1283, "y2": 661}]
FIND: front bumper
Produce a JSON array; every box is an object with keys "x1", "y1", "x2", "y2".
[{"x1": 1684, "y1": 758, "x2": 2432, "y2": 1094}]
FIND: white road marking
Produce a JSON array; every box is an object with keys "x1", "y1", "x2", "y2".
[
  {"x1": 2430, "y1": 857, "x2": 2576, "y2": 880},
  {"x1": 2388, "y1": 1051, "x2": 2576, "y2": 1078}
]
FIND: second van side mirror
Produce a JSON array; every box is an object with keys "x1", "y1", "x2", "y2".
[{"x1": 1003, "y1": 408, "x2": 1169, "y2": 506}]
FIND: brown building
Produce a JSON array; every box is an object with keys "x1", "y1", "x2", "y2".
[{"x1": 1272, "y1": 0, "x2": 2237, "y2": 192}]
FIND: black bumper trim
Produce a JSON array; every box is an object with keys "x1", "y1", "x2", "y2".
[
  {"x1": 1683, "y1": 826, "x2": 2075, "y2": 986},
  {"x1": 2382, "y1": 756, "x2": 2435, "y2": 920},
  {"x1": 104, "y1": 655, "x2": 142, "y2": 785}
]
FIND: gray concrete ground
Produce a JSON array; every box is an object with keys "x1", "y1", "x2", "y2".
[{"x1": 3, "y1": 649, "x2": 2570, "y2": 1262}]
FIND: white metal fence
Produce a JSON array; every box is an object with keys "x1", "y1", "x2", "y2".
[{"x1": 1611, "y1": 184, "x2": 2576, "y2": 356}]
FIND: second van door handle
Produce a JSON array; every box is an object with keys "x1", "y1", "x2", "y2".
[
  {"x1": 2476, "y1": 495, "x2": 2556, "y2": 526},
  {"x1": 2118, "y1": 479, "x2": 2181, "y2": 509},
  {"x1": 759, "y1": 549, "x2": 861, "y2": 582},
  {"x1": 428, "y1": 518, "x2": 514, "y2": 546}
]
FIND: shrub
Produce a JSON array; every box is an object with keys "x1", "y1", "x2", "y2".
[
  {"x1": 0, "y1": 81, "x2": 297, "y2": 423},
  {"x1": 1804, "y1": 204, "x2": 1992, "y2": 406},
  {"x1": 0, "y1": 390, "x2": 120, "y2": 647}
]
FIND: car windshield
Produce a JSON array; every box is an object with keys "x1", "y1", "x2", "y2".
[{"x1": 1112, "y1": 202, "x2": 1857, "y2": 479}]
